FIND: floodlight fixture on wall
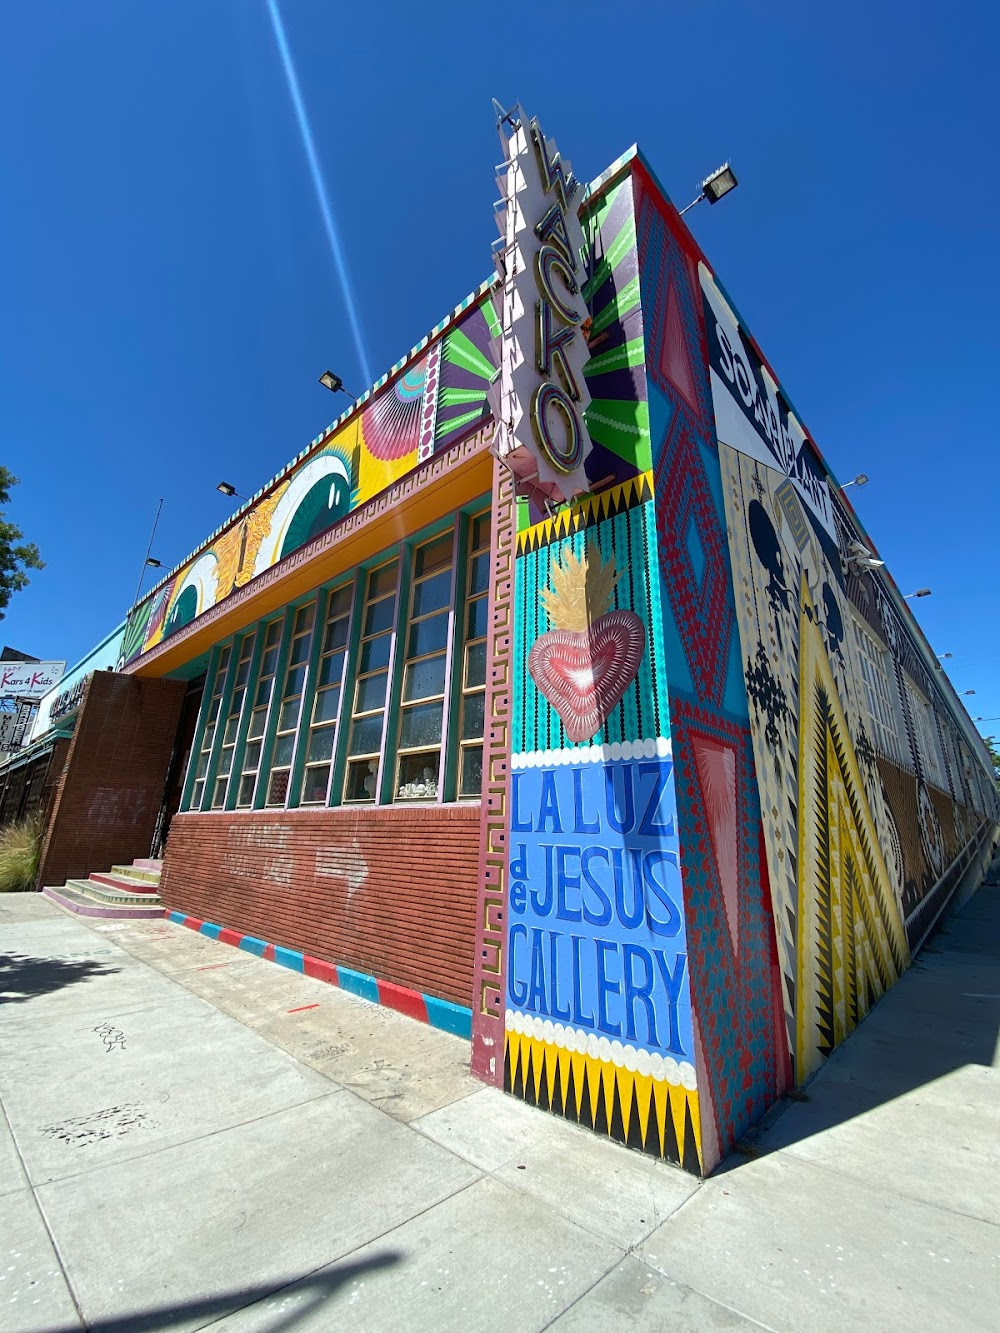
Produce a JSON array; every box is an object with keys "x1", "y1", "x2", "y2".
[
  {"x1": 976, "y1": 716, "x2": 1000, "y2": 722},
  {"x1": 679, "y1": 162, "x2": 739, "y2": 216},
  {"x1": 319, "y1": 370, "x2": 356, "y2": 399},
  {"x1": 958, "y1": 690, "x2": 976, "y2": 697},
  {"x1": 216, "y1": 482, "x2": 247, "y2": 500},
  {"x1": 937, "y1": 652, "x2": 953, "y2": 659},
  {"x1": 904, "y1": 588, "x2": 932, "y2": 599},
  {"x1": 842, "y1": 473, "x2": 869, "y2": 490},
  {"x1": 843, "y1": 540, "x2": 884, "y2": 575}
]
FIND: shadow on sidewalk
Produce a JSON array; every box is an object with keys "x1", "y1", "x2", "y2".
[
  {"x1": 45, "y1": 1250, "x2": 403, "y2": 1332},
  {"x1": 0, "y1": 951, "x2": 121, "y2": 1005},
  {"x1": 723, "y1": 856, "x2": 1000, "y2": 1169}
]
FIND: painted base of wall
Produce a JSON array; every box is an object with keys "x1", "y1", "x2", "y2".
[{"x1": 166, "y1": 911, "x2": 472, "y2": 1039}]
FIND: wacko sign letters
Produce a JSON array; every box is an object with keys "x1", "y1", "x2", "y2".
[{"x1": 490, "y1": 106, "x2": 593, "y2": 506}]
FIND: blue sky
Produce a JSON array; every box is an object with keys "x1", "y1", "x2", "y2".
[{"x1": 1, "y1": 1, "x2": 996, "y2": 733}]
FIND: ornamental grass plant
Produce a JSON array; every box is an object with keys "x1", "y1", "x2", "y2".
[{"x1": 0, "y1": 816, "x2": 41, "y2": 892}]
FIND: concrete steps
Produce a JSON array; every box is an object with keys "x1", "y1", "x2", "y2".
[
  {"x1": 89, "y1": 872, "x2": 160, "y2": 895},
  {"x1": 42, "y1": 882, "x2": 165, "y2": 920},
  {"x1": 65, "y1": 879, "x2": 158, "y2": 907},
  {"x1": 110, "y1": 864, "x2": 161, "y2": 885},
  {"x1": 43, "y1": 858, "x2": 165, "y2": 920}
]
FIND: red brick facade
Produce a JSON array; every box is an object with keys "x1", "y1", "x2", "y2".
[
  {"x1": 161, "y1": 803, "x2": 482, "y2": 1008},
  {"x1": 37, "y1": 672, "x2": 186, "y2": 888}
]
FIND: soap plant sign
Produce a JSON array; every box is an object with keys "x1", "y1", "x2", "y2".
[{"x1": 528, "y1": 541, "x2": 645, "y2": 743}]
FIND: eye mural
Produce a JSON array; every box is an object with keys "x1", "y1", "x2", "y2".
[{"x1": 120, "y1": 292, "x2": 500, "y2": 667}]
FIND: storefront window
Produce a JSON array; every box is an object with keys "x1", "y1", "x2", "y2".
[
  {"x1": 189, "y1": 643, "x2": 231, "y2": 810},
  {"x1": 235, "y1": 619, "x2": 282, "y2": 808},
  {"x1": 211, "y1": 632, "x2": 255, "y2": 809},
  {"x1": 458, "y1": 510, "x2": 490, "y2": 798},
  {"x1": 343, "y1": 560, "x2": 399, "y2": 804},
  {"x1": 265, "y1": 602, "x2": 316, "y2": 807},
  {"x1": 181, "y1": 505, "x2": 491, "y2": 814},
  {"x1": 298, "y1": 582, "x2": 353, "y2": 805},
  {"x1": 394, "y1": 530, "x2": 456, "y2": 801}
]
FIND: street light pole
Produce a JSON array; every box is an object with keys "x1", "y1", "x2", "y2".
[{"x1": 129, "y1": 498, "x2": 164, "y2": 613}]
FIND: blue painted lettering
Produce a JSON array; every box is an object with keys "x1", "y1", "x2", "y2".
[
  {"x1": 595, "y1": 939, "x2": 623, "y2": 1037},
  {"x1": 555, "y1": 845, "x2": 582, "y2": 923},
  {"x1": 572, "y1": 767, "x2": 600, "y2": 835},
  {"x1": 622, "y1": 943, "x2": 658, "y2": 1047},
  {"x1": 580, "y1": 846, "x2": 613, "y2": 927}
]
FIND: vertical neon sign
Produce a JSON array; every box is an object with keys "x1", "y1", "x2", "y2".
[{"x1": 490, "y1": 106, "x2": 593, "y2": 506}]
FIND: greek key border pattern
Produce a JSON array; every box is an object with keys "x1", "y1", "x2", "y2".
[{"x1": 470, "y1": 456, "x2": 515, "y2": 1084}]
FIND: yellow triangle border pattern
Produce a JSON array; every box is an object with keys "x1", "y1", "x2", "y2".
[
  {"x1": 516, "y1": 471, "x2": 655, "y2": 554},
  {"x1": 504, "y1": 1029, "x2": 703, "y2": 1175}
]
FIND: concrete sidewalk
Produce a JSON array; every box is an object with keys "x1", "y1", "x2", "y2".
[{"x1": 1, "y1": 867, "x2": 998, "y2": 1332}]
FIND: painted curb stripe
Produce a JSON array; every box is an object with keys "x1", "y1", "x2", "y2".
[{"x1": 166, "y1": 911, "x2": 471, "y2": 1039}]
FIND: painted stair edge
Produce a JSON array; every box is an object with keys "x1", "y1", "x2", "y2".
[
  {"x1": 89, "y1": 873, "x2": 161, "y2": 895},
  {"x1": 109, "y1": 866, "x2": 161, "y2": 884},
  {"x1": 166, "y1": 910, "x2": 472, "y2": 1040},
  {"x1": 42, "y1": 885, "x2": 166, "y2": 920},
  {"x1": 132, "y1": 859, "x2": 163, "y2": 870},
  {"x1": 66, "y1": 880, "x2": 165, "y2": 907}
]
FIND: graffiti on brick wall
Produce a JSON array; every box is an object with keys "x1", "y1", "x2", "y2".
[{"x1": 505, "y1": 479, "x2": 702, "y2": 1173}]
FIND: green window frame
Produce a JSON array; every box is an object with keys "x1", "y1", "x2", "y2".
[
  {"x1": 211, "y1": 630, "x2": 256, "y2": 809},
  {"x1": 456, "y1": 508, "x2": 491, "y2": 799},
  {"x1": 235, "y1": 618, "x2": 284, "y2": 808},
  {"x1": 176, "y1": 503, "x2": 492, "y2": 814},
  {"x1": 296, "y1": 580, "x2": 355, "y2": 806},
  {"x1": 264, "y1": 601, "x2": 317, "y2": 807},
  {"x1": 187, "y1": 642, "x2": 232, "y2": 811},
  {"x1": 342, "y1": 558, "x2": 400, "y2": 804},
  {"x1": 391, "y1": 526, "x2": 457, "y2": 802}
]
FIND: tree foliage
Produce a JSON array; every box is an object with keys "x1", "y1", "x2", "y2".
[
  {"x1": 0, "y1": 467, "x2": 43, "y2": 622},
  {"x1": 984, "y1": 735, "x2": 1000, "y2": 792}
]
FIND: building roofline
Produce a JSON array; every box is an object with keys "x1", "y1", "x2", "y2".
[{"x1": 133, "y1": 273, "x2": 501, "y2": 614}]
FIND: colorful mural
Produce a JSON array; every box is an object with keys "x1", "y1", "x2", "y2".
[
  {"x1": 122, "y1": 294, "x2": 502, "y2": 665},
  {"x1": 581, "y1": 174, "x2": 650, "y2": 491},
  {"x1": 709, "y1": 269, "x2": 992, "y2": 1085},
  {"x1": 633, "y1": 167, "x2": 789, "y2": 1170},
  {"x1": 505, "y1": 480, "x2": 702, "y2": 1173}
]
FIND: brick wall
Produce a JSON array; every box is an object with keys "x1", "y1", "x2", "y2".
[
  {"x1": 37, "y1": 672, "x2": 186, "y2": 888},
  {"x1": 161, "y1": 804, "x2": 481, "y2": 1008}
]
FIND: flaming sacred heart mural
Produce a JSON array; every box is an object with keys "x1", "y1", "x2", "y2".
[{"x1": 528, "y1": 542, "x2": 646, "y2": 742}]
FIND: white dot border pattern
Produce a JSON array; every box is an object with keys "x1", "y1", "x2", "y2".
[
  {"x1": 505, "y1": 1008, "x2": 697, "y2": 1091},
  {"x1": 510, "y1": 737, "x2": 672, "y2": 770}
]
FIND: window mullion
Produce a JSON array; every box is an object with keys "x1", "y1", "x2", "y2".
[
  {"x1": 252, "y1": 610, "x2": 294, "y2": 811},
  {"x1": 200, "y1": 641, "x2": 238, "y2": 811},
  {"x1": 180, "y1": 647, "x2": 219, "y2": 812},
  {"x1": 287, "y1": 601, "x2": 326, "y2": 810},
  {"x1": 329, "y1": 570, "x2": 364, "y2": 806},
  {"x1": 438, "y1": 521, "x2": 464, "y2": 803},
  {"x1": 225, "y1": 626, "x2": 266, "y2": 811},
  {"x1": 378, "y1": 551, "x2": 412, "y2": 805},
  {"x1": 320, "y1": 578, "x2": 359, "y2": 808}
]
